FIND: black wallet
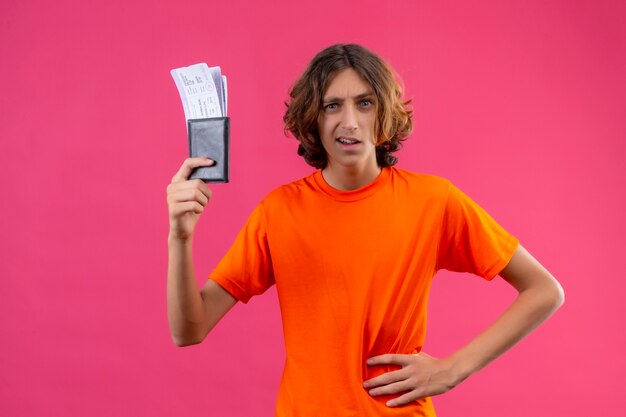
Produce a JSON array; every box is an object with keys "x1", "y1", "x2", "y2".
[{"x1": 187, "y1": 117, "x2": 230, "y2": 183}]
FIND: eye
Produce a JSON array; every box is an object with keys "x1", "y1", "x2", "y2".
[
  {"x1": 360, "y1": 99, "x2": 372, "y2": 108},
  {"x1": 324, "y1": 103, "x2": 338, "y2": 111}
]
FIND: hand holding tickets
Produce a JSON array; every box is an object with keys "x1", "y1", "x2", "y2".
[{"x1": 171, "y1": 64, "x2": 230, "y2": 183}]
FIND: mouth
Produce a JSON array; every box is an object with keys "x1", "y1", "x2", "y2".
[{"x1": 336, "y1": 136, "x2": 360, "y2": 145}]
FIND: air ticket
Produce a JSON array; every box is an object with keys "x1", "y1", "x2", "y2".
[{"x1": 170, "y1": 63, "x2": 227, "y2": 120}]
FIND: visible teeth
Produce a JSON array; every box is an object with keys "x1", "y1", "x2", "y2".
[{"x1": 338, "y1": 137, "x2": 357, "y2": 144}]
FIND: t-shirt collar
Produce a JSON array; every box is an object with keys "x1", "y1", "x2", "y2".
[{"x1": 312, "y1": 167, "x2": 391, "y2": 202}]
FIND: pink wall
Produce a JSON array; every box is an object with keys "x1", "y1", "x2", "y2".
[{"x1": 1, "y1": 0, "x2": 624, "y2": 415}]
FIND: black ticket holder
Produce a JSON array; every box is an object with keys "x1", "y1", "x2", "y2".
[{"x1": 188, "y1": 117, "x2": 230, "y2": 183}]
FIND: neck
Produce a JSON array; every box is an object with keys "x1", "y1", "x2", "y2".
[{"x1": 322, "y1": 162, "x2": 382, "y2": 191}]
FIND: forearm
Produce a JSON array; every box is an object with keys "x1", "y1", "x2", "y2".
[
  {"x1": 449, "y1": 279, "x2": 564, "y2": 382},
  {"x1": 167, "y1": 235, "x2": 208, "y2": 346}
]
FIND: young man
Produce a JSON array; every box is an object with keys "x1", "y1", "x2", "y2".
[{"x1": 166, "y1": 44, "x2": 564, "y2": 416}]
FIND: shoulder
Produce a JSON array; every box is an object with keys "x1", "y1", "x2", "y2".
[
  {"x1": 259, "y1": 171, "x2": 319, "y2": 206},
  {"x1": 388, "y1": 167, "x2": 453, "y2": 198}
]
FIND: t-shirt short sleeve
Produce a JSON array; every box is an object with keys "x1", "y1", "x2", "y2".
[
  {"x1": 436, "y1": 183, "x2": 519, "y2": 280},
  {"x1": 209, "y1": 203, "x2": 275, "y2": 303}
]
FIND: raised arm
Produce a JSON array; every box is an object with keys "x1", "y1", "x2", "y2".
[
  {"x1": 167, "y1": 157, "x2": 237, "y2": 347},
  {"x1": 364, "y1": 244, "x2": 564, "y2": 406}
]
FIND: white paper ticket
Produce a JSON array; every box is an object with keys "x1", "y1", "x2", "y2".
[{"x1": 171, "y1": 63, "x2": 226, "y2": 120}]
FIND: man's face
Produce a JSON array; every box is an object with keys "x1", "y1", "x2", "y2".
[{"x1": 317, "y1": 68, "x2": 378, "y2": 171}]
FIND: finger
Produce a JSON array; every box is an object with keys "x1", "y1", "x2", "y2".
[
  {"x1": 168, "y1": 188, "x2": 210, "y2": 207},
  {"x1": 368, "y1": 379, "x2": 413, "y2": 396},
  {"x1": 363, "y1": 368, "x2": 409, "y2": 389},
  {"x1": 167, "y1": 179, "x2": 213, "y2": 201},
  {"x1": 367, "y1": 354, "x2": 411, "y2": 367},
  {"x1": 171, "y1": 158, "x2": 215, "y2": 183},
  {"x1": 386, "y1": 389, "x2": 426, "y2": 408},
  {"x1": 169, "y1": 201, "x2": 204, "y2": 217}
]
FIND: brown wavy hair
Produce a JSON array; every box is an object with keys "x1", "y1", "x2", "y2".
[{"x1": 284, "y1": 44, "x2": 413, "y2": 169}]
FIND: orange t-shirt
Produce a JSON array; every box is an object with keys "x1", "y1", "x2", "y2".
[{"x1": 210, "y1": 167, "x2": 519, "y2": 416}]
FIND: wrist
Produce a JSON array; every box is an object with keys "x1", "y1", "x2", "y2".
[
  {"x1": 447, "y1": 351, "x2": 478, "y2": 385},
  {"x1": 168, "y1": 231, "x2": 194, "y2": 245}
]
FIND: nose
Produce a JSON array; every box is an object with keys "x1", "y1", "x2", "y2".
[{"x1": 340, "y1": 104, "x2": 358, "y2": 131}]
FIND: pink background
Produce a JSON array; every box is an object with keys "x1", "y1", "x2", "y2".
[{"x1": 1, "y1": 0, "x2": 624, "y2": 415}]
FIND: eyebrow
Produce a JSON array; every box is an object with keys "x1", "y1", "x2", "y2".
[{"x1": 322, "y1": 91, "x2": 375, "y2": 104}]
